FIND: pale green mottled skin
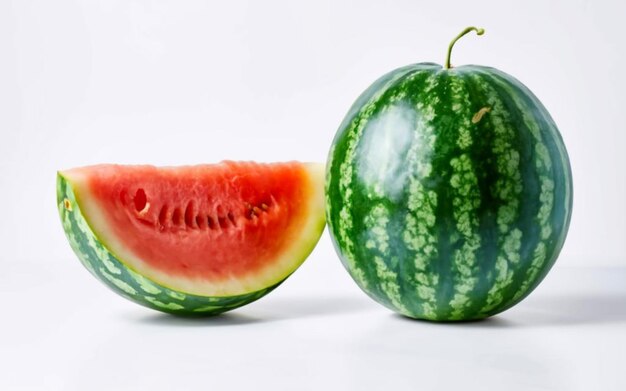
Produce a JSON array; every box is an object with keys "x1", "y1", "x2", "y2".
[
  {"x1": 57, "y1": 174, "x2": 279, "y2": 315},
  {"x1": 326, "y1": 63, "x2": 573, "y2": 321}
]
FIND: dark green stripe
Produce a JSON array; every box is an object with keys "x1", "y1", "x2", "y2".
[
  {"x1": 484, "y1": 69, "x2": 572, "y2": 310},
  {"x1": 468, "y1": 70, "x2": 545, "y2": 313}
]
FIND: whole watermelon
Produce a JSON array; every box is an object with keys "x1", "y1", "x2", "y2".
[{"x1": 325, "y1": 27, "x2": 573, "y2": 321}]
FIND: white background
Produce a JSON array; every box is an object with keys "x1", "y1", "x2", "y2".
[{"x1": 1, "y1": 1, "x2": 625, "y2": 390}]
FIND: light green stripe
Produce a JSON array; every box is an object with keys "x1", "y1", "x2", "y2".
[
  {"x1": 144, "y1": 297, "x2": 185, "y2": 311},
  {"x1": 99, "y1": 267, "x2": 137, "y2": 296},
  {"x1": 448, "y1": 154, "x2": 481, "y2": 319},
  {"x1": 166, "y1": 290, "x2": 187, "y2": 301},
  {"x1": 471, "y1": 74, "x2": 523, "y2": 314},
  {"x1": 450, "y1": 75, "x2": 474, "y2": 150},
  {"x1": 103, "y1": 257, "x2": 122, "y2": 275},
  {"x1": 364, "y1": 205, "x2": 408, "y2": 313},
  {"x1": 130, "y1": 271, "x2": 162, "y2": 295},
  {"x1": 447, "y1": 76, "x2": 482, "y2": 319},
  {"x1": 401, "y1": 75, "x2": 440, "y2": 319}
]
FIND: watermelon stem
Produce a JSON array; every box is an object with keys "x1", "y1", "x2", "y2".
[{"x1": 445, "y1": 26, "x2": 485, "y2": 69}]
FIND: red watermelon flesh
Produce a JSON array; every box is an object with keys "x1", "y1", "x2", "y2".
[{"x1": 61, "y1": 161, "x2": 325, "y2": 296}]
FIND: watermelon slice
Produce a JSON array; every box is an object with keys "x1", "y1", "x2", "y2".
[{"x1": 57, "y1": 161, "x2": 325, "y2": 315}]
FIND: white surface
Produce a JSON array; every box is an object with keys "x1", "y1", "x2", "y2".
[
  {"x1": 1, "y1": 260, "x2": 625, "y2": 391},
  {"x1": 1, "y1": 1, "x2": 626, "y2": 390}
]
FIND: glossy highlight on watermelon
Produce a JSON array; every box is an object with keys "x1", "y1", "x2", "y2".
[
  {"x1": 325, "y1": 27, "x2": 573, "y2": 321},
  {"x1": 58, "y1": 161, "x2": 325, "y2": 315}
]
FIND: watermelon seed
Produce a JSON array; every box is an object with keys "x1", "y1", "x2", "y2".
[
  {"x1": 63, "y1": 198, "x2": 72, "y2": 211},
  {"x1": 227, "y1": 212, "x2": 237, "y2": 227},
  {"x1": 218, "y1": 216, "x2": 228, "y2": 229},
  {"x1": 158, "y1": 205, "x2": 168, "y2": 228},
  {"x1": 134, "y1": 188, "x2": 147, "y2": 212},
  {"x1": 184, "y1": 201, "x2": 195, "y2": 228},
  {"x1": 260, "y1": 203, "x2": 268, "y2": 211},
  {"x1": 207, "y1": 216, "x2": 215, "y2": 229},
  {"x1": 195, "y1": 214, "x2": 206, "y2": 229},
  {"x1": 172, "y1": 208, "x2": 183, "y2": 226}
]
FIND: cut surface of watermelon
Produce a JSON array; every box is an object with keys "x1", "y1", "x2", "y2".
[{"x1": 58, "y1": 161, "x2": 325, "y2": 313}]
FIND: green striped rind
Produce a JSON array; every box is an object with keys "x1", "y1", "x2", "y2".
[
  {"x1": 57, "y1": 174, "x2": 279, "y2": 315},
  {"x1": 326, "y1": 63, "x2": 572, "y2": 321}
]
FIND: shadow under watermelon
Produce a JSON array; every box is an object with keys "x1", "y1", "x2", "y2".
[
  {"x1": 127, "y1": 294, "x2": 376, "y2": 326},
  {"x1": 388, "y1": 292, "x2": 626, "y2": 328},
  {"x1": 130, "y1": 311, "x2": 263, "y2": 327},
  {"x1": 503, "y1": 292, "x2": 626, "y2": 327},
  {"x1": 246, "y1": 294, "x2": 377, "y2": 320}
]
